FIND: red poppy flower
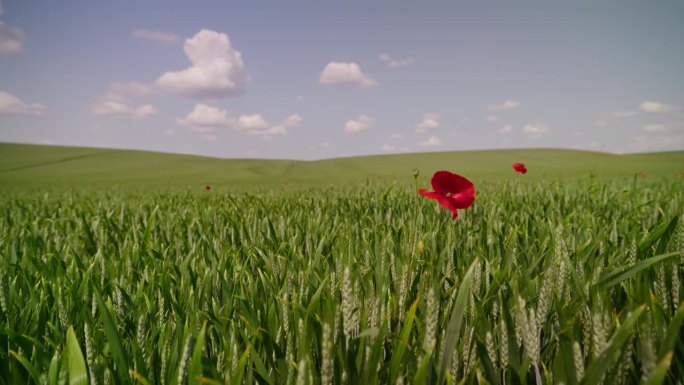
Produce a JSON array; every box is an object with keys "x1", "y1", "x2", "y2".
[
  {"x1": 419, "y1": 171, "x2": 476, "y2": 219},
  {"x1": 205, "y1": 185, "x2": 211, "y2": 191},
  {"x1": 512, "y1": 163, "x2": 527, "y2": 174}
]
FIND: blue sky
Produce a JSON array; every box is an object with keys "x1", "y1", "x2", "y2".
[{"x1": 1, "y1": 0, "x2": 682, "y2": 159}]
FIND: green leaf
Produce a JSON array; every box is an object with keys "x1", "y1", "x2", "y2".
[
  {"x1": 65, "y1": 326, "x2": 88, "y2": 385},
  {"x1": 10, "y1": 350, "x2": 42, "y2": 385},
  {"x1": 47, "y1": 348, "x2": 61, "y2": 385},
  {"x1": 659, "y1": 301, "x2": 684, "y2": 357},
  {"x1": 597, "y1": 251, "x2": 679, "y2": 288},
  {"x1": 638, "y1": 216, "x2": 678, "y2": 253},
  {"x1": 189, "y1": 323, "x2": 207, "y2": 385},
  {"x1": 94, "y1": 288, "x2": 130, "y2": 382},
  {"x1": 388, "y1": 298, "x2": 419, "y2": 384},
  {"x1": 641, "y1": 351, "x2": 673, "y2": 385},
  {"x1": 580, "y1": 305, "x2": 645, "y2": 385},
  {"x1": 413, "y1": 350, "x2": 433, "y2": 385},
  {"x1": 231, "y1": 345, "x2": 251, "y2": 385},
  {"x1": 250, "y1": 344, "x2": 273, "y2": 385},
  {"x1": 438, "y1": 257, "x2": 478, "y2": 385}
]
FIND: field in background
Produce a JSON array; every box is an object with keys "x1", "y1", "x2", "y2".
[
  {"x1": 0, "y1": 142, "x2": 683, "y2": 384},
  {"x1": 1, "y1": 143, "x2": 683, "y2": 190}
]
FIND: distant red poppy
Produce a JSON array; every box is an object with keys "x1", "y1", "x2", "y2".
[
  {"x1": 419, "y1": 171, "x2": 476, "y2": 219},
  {"x1": 205, "y1": 185, "x2": 211, "y2": 191},
  {"x1": 512, "y1": 163, "x2": 527, "y2": 174}
]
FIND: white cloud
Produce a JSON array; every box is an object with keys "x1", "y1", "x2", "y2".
[
  {"x1": 488, "y1": 100, "x2": 521, "y2": 111},
  {"x1": 0, "y1": 7, "x2": 24, "y2": 55},
  {"x1": 640, "y1": 101, "x2": 672, "y2": 113},
  {"x1": 486, "y1": 115, "x2": 499, "y2": 123},
  {"x1": 156, "y1": 29, "x2": 247, "y2": 99},
  {"x1": 420, "y1": 136, "x2": 441, "y2": 146},
  {"x1": 415, "y1": 113, "x2": 439, "y2": 133},
  {"x1": 92, "y1": 101, "x2": 156, "y2": 119},
  {"x1": 296, "y1": 95, "x2": 304, "y2": 102},
  {"x1": 611, "y1": 110, "x2": 638, "y2": 118},
  {"x1": 163, "y1": 129, "x2": 174, "y2": 135},
  {"x1": 499, "y1": 125, "x2": 513, "y2": 134},
  {"x1": 643, "y1": 124, "x2": 666, "y2": 132},
  {"x1": 92, "y1": 82, "x2": 157, "y2": 119},
  {"x1": 344, "y1": 114, "x2": 375, "y2": 133},
  {"x1": 522, "y1": 123, "x2": 549, "y2": 139},
  {"x1": 329, "y1": 104, "x2": 345, "y2": 111},
  {"x1": 177, "y1": 103, "x2": 231, "y2": 128},
  {"x1": 381, "y1": 144, "x2": 395, "y2": 151},
  {"x1": 631, "y1": 133, "x2": 683, "y2": 152},
  {"x1": 319, "y1": 62, "x2": 378, "y2": 87},
  {"x1": 321, "y1": 141, "x2": 330, "y2": 147},
  {"x1": 242, "y1": 113, "x2": 302, "y2": 138},
  {"x1": 177, "y1": 103, "x2": 300, "y2": 139},
  {"x1": 378, "y1": 53, "x2": 414, "y2": 68},
  {"x1": 595, "y1": 119, "x2": 608, "y2": 127},
  {"x1": 132, "y1": 29, "x2": 178, "y2": 44},
  {"x1": 389, "y1": 133, "x2": 405, "y2": 139},
  {"x1": 107, "y1": 82, "x2": 156, "y2": 100},
  {"x1": 0, "y1": 90, "x2": 45, "y2": 115}
]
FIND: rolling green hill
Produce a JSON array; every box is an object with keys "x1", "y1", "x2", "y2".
[{"x1": 1, "y1": 142, "x2": 682, "y2": 190}]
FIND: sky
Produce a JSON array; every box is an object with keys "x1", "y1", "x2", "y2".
[{"x1": 0, "y1": 0, "x2": 683, "y2": 160}]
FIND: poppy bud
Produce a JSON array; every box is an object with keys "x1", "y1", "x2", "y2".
[
  {"x1": 412, "y1": 168, "x2": 420, "y2": 178},
  {"x1": 417, "y1": 240, "x2": 425, "y2": 253}
]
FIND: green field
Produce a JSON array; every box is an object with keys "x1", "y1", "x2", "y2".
[
  {"x1": 0, "y1": 143, "x2": 683, "y2": 385},
  {"x1": 1, "y1": 143, "x2": 683, "y2": 189}
]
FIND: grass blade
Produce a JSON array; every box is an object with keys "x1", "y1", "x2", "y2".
[
  {"x1": 65, "y1": 326, "x2": 88, "y2": 385},
  {"x1": 388, "y1": 298, "x2": 419, "y2": 384},
  {"x1": 94, "y1": 288, "x2": 130, "y2": 382},
  {"x1": 9, "y1": 350, "x2": 41, "y2": 384},
  {"x1": 438, "y1": 257, "x2": 478, "y2": 385},
  {"x1": 597, "y1": 251, "x2": 679, "y2": 288},
  {"x1": 580, "y1": 305, "x2": 645, "y2": 385},
  {"x1": 641, "y1": 351, "x2": 673, "y2": 385},
  {"x1": 189, "y1": 322, "x2": 207, "y2": 385}
]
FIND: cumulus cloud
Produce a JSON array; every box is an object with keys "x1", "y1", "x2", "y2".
[
  {"x1": 156, "y1": 29, "x2": 247, "y2": 99},
  {"x1": 499, "y1": 125, "x2": 513, "y2": 134},
  {"x1": 177, "y1": 103, "x2": 231, "y2": 128},
  {"x1": 241, "y1": 113, "x2": 302, "y2": 138},
  {"x1": 379, "y1": 53, "x2": 414, "y2": 68},
  {"x1": 640, "y1": 101, "x2": 672, "y2": 113},
  {"x1": 595, "y1": 119, "x2": 608, "y2": 127},
  {"x1": 522, "y1": 123, "x2": 549, "y2": 139},
  {"x1": 92, "y1": 81, "x2": 157, "y2": 119},
  {"x1": 488, "y1": 100, "x2": 521, "y2": 111},
  {"x1": 0, "y1": 90, "x2": 44, "y2": 115},
  {"x1": 0, "y1": 3, "x2": 24, "y2": 55},
  {"x1": 389, "y1": 133, "x2": 405, "y2": 139},
  {"x1": 381, "y1": 144, "x2": 395, "y2": 151},
  {"x1": 631, "y1": 133, "x2": 683, "y2": 152},
  {"x1": 319, "y1": 62, "x2": 378, "y2": 87},
  {"x1": 92, "y1": 101, "x2": 156, "y2": 119},
  {"x1": 643, "y1": 124, "x2": 666, "y2": 132},
  {"x1": 132, "y1": 29, "x2": 178, "y2": 44},
  {"x1": 415, "y1": 113, "x2": 439, "y2": 133},
  {"x1": 486, "y1": 115, "x2": 499, "y2": 123},
  {"x1": 177, "y1": 103, "x2": 300, "y2": 139},
  {"x1": 344, "y1": 114, "x2": 375, "y2": 133},
  {"x1": 420, "y1": 136, "x2": 441, "y2": 146}
]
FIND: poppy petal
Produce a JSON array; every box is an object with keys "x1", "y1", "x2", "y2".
[
  {"x1": 431, "y1": 171, "x2": 474, "y2": 195},
  {"x1": 448, "y1": 185, "x2": 476, "y2": 209},
  {"x1": 419, "y1": 189, "x2": 459, "y2": 218}
]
